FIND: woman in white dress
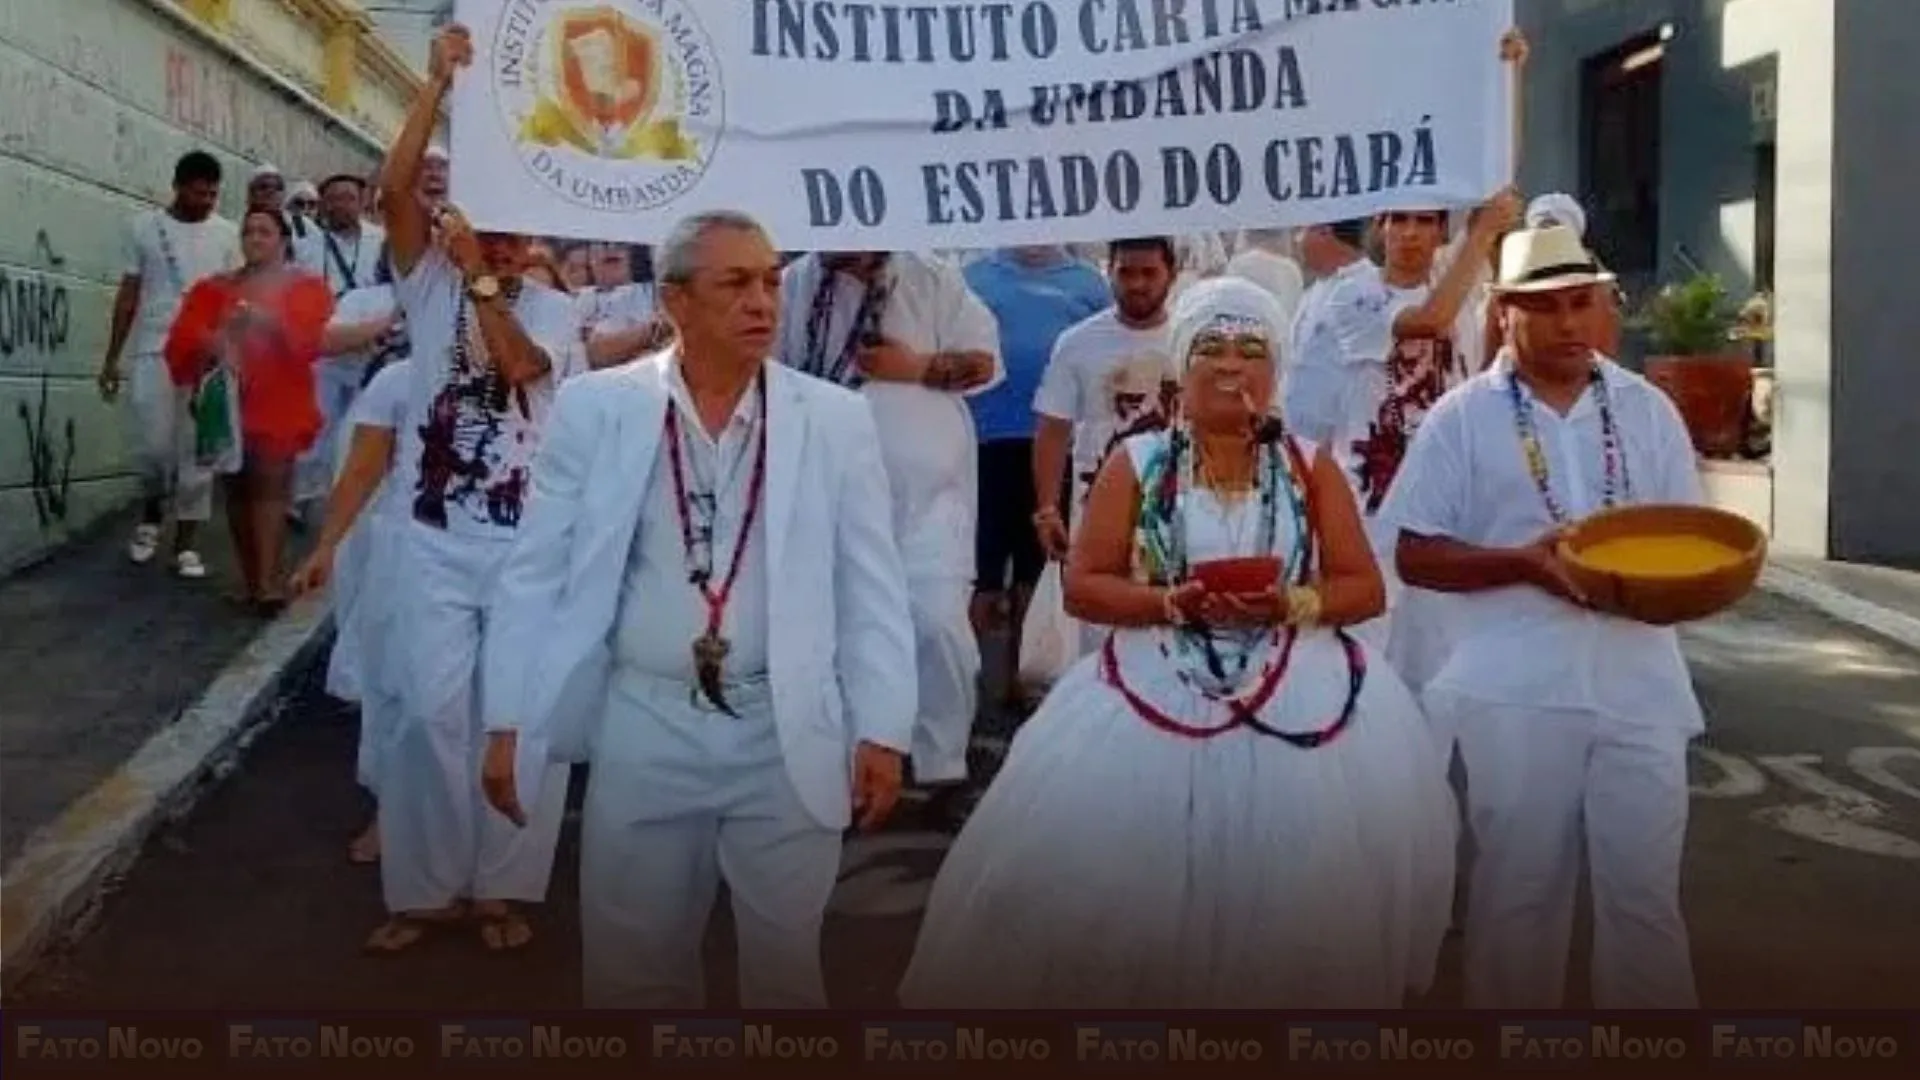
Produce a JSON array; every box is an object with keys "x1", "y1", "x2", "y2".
[{"x1": 899, "y1": 278, "x2": 1455, "y2": 1009}]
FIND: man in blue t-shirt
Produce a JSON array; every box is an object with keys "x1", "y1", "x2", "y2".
[{"x1": 963, "y1": 246, "x2": 1108, "y2": 709}]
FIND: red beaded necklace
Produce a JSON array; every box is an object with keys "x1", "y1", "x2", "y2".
[{"x1": 663, "y1": 373, "x2": 769, "y2": 713}]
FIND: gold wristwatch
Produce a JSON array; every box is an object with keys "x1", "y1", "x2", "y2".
[{"x1": 466, "y1": 274, "x2": 502, "y2": 303}]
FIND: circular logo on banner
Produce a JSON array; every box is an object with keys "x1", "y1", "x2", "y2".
[{"x1": 491, "y1": 0, "x2": 724, "y2": 214}]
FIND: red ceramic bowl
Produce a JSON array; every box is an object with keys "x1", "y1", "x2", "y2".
[{"x1": 1190, "y1": 556, "x2": 1282, "y2": 594}]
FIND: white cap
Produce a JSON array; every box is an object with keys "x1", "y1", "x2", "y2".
[
  {"x1": 289, "y1": 180, "x2": 318, "y2": 201},
  {"x1": 424, "y1": 145, "x2": 450, "y2": 162},
  {"x1": 1525, "y1": 192, "x2": 1588, "y2": 239},
  {"x1": 250, "y1": 162, "x2": 282, "y2": 181}
]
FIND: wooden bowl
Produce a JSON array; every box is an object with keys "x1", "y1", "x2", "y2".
[
  {"x1": 1191, "y1": 556, "x2": 1282, "y2": 594},
  {"x1": 1558, "y1": 504, "x2": 1766, "y2": 625}
]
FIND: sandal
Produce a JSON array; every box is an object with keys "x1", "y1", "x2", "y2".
[
  {"x1": 475, "y1": 907, "x2": 534, "y2": 952},
  {"x1": 363, "y1": 904, "x2": 464, "y2": 955}
]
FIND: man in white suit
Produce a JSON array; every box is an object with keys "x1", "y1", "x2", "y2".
[{"x1": 479, "y1": 210, "x2": 917, "y2": 1009}]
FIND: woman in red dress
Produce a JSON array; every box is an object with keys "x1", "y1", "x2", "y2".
[{"x1": 166, "y1": 208, "x2": 334, "y2": 611}]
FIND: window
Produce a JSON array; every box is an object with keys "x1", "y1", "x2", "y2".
[{"x1": 1580, "y1": 33, "x2": 1666, "y2": 290}]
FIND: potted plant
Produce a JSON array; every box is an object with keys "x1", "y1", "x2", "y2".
[{"x1": 1635, "y1": 274, "x2": 1770, "y2": 458}]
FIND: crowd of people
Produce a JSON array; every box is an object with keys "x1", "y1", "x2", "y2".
[{"x1": 96, "y1": 22, "x2": 1706, "y2": 1012}]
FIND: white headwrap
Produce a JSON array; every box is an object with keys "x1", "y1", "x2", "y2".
[
  {"x1": 1526, "y1": 192, "x2": 1588, "y2": 238},
  {"x1": 289, "y1": 180, "x2": 318, "y2": 202},
  {"x1": 1168, "y1": 277, "x2": 1289, "y2": 377}
]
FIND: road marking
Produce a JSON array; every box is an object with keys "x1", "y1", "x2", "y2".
[
  {"x1": 1751, "y1": 754, "x2": 1920, "y2": 860},
  {"x1": 1690, "y1": 747, "x2": 1767, "y2": 798},
  {"x1": 1847, "y1": 746, "x2": 1920, "y2": 803}
]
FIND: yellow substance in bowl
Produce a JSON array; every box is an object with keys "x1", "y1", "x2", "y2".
[{"x1": 1573, "y1": 535, "x2": 1745, "y2": 578}]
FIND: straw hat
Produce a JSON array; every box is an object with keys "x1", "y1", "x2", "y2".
[{"x1": 1492, "y1": 224, "x2": 1617, "y2": 294}]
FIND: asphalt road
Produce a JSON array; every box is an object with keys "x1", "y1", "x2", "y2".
[{"x1": 12, "y1": 592, "x2": 1920, "y2": 1010}]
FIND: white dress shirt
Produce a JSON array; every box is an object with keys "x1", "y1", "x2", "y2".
[
  {"x1": 615, "y1": 362, "x2": 770, "y2": 681},
  {"x1": 1380, "y1": 354, "x2": 1706, "y2": 731}
]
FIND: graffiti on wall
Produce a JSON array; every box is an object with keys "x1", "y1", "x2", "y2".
[{"x1": 1, "y1": 230, "x2": 77, "y2": 526}]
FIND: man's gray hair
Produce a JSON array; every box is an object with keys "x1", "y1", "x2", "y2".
[{"x1": 655, "y1": 209, "x2": 770, "y2": 284}]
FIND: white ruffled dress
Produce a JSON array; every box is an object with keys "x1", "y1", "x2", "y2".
[{"x1": 899, "y1": 432, "x2": 1456, "y2": 1009}]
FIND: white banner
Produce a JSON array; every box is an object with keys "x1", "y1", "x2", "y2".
[{"x1": 449, "y1": 0, "x2": 1513, "y2": 249}]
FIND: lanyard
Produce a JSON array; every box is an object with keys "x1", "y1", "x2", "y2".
[{"x1": 324, "y1": 230, "x2": 361, "y2": 296}]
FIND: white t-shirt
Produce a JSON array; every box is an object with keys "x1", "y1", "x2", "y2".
[
  {"x1": 328, "y1": 283, "x2": 410, "y2": 375},
  {"x1": 576, "y1": 282, "x2": 656, "y2": 337},
  {"x1": 300, "y1": 224, "x2": 388, "y2": 366},
  {"x1": 578, "y1": 282, "x2": 656, "y2": 370},
  {"x1": 1032, "y1": 307, "x2": 1174, "y2": 509},
  {"x1": 393, "y1": 249, "x2": 584, "y2": 540},
  {"x1": 1223, "y1": 249, "x2": 1306, "y2": 334},
  {"x1": 342, "y1": 359, "x2": 416, "y2": 524},
  {"x1": 122, "y1": 210, "x2": 241, "y2": 358}
]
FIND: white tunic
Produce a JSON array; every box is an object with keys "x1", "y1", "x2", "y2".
[
  {"x1": 775, "y1": 253, "x2": 1002, "y2": 578},
  {"x1": 775, "y1": 253, "x2": 1000, "y2": 783}
]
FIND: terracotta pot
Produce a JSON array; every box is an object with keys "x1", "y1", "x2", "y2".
[
  {"x1": 1643, "y1": 353, "x2": 1754, "y2": 458},
  {"x1": 1558, "y1": 503, "x2": 1767, "y2": 626}
]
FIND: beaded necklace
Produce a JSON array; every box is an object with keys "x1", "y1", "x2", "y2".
[
  {"x1": 1506, "y1": 361, "x2": 1630, "y2": 522},
  {"x1": 1107, "y1": 426, "x2": 1368, "y2": 749},
  {"x1": 799, "y1": 258, "x2": 889, "y2": 388},
  {"x1": 153, "y1": 212, "x2": 188, "y2": 295}
]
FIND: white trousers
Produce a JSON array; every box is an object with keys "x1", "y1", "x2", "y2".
[
  {"x1": 580, "y1": 669, "x2": 841, "y2": 1009},
  {"x1": 378, "y1": 523, "x2": 570, "y2": 912},
  {"x1": 297, "y1": 359, "x2": 364, "y2": 503},
  {"x1": 908, "y1": 574, "x2": 979, "y2": 784},
  {"x1": 127, "y1": 352, "x2": 212, "y2": 522},
  {"x1": 1447, "y1": 699, "x2": 1697, "y2": 1008}
]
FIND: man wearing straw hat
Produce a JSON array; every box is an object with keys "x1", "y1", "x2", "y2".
[{"x1": 1383, "y1": 223, "x2": 1705, "y2": 1009}]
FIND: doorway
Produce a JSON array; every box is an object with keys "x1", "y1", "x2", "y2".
[{"x1": 1580, "y1": 32, "x2": 1666, "y2": 300}]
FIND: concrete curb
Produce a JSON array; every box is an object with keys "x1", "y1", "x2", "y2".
[
  {"x1": 0, "y1": 599, "x2": 333, "y2": 997},
  {"x1": 1760, "y1": 563, "x2": 1920, "y2": 655}
]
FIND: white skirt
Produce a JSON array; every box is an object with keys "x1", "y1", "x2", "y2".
[{"x1": 900, "y1": 626, "x2": 1456, "y2": 1009}]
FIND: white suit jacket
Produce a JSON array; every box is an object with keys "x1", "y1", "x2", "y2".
[{"x1": 481, "y1": 352, "x2": 919, "y2": 829}]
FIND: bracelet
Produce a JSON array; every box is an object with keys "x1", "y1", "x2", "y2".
[
  {"x1": 1033, "y1": 507, "x2": 1063, "y2": 526},
  {"x1": 1284, "y1": 585, "x2": 1323, "y2": 628},
  {"x1": 1162, "y1": 588, "x2": 1186, "y2": 627}
]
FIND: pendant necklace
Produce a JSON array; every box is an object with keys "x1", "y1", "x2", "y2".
[{"x1": 664, "y1": 374, "x2": 770, "y2": 716}]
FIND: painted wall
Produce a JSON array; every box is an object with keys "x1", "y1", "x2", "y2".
[
  {"x1": 1516, "y1": 0, "x2": 1838, "y2": 562},
  {"x1": 1829, "y1": 1, "x2": 1920, "y2": 569},
  {"x1": 0, "y1": 0, "x2": 402, "y2": 574},
  {"x1": 1513, "y1": 0, "x2": 1759, "y2": 309}
]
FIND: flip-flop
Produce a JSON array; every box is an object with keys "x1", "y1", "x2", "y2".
[
  {"x1": 476, "y1": 910, "x2": 534, "y2": 952},
  {"x1": 362, "y1": 904, "x2": 464, "y2": 955},
  {"x1": 362, "y1": 916, "x2": 438, "y2": 955}
]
